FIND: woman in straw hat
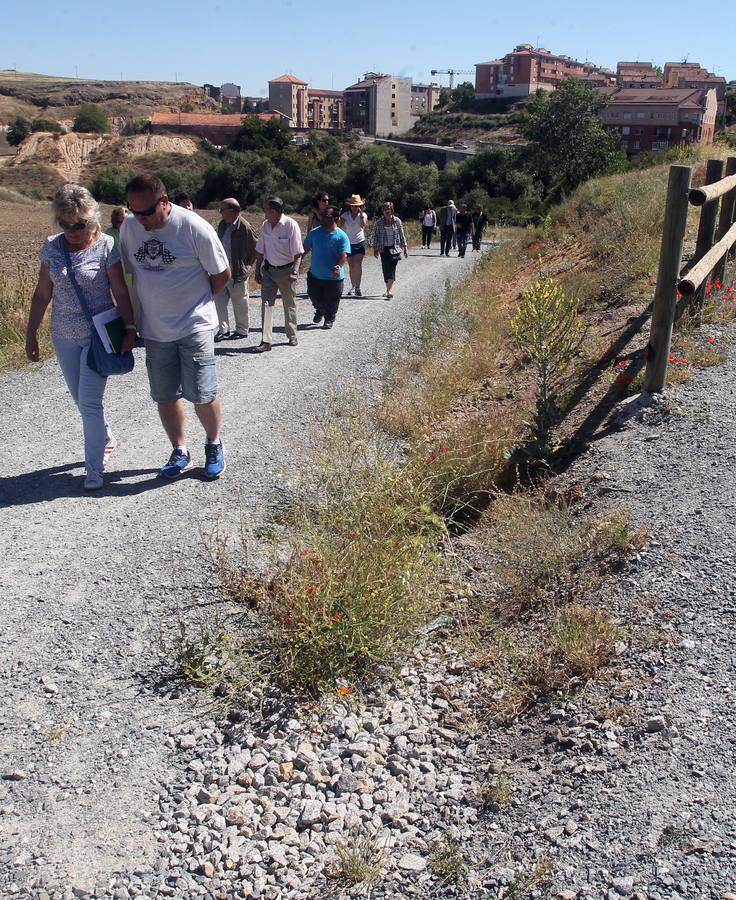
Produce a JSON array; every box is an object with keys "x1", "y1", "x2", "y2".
[{"x1": 339, "y1": 194, "x2": 368, "y2": 297}]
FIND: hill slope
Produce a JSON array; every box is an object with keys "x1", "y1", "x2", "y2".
[{"x1": 0, "y1": 70, "x2": 216, "y2": 121}]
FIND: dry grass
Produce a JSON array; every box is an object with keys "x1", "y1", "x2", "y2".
[{"x1": 0, "y1": 265, "x2": 47, "y2": 371}]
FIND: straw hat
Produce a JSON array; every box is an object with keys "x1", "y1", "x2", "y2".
[{"x1": 345, "y1": 194, "x2": 365, "y2": 206}]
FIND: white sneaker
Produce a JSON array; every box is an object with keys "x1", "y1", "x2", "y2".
[
  {"x1": 103, "y1": 438, "x2": 117, "y2": 470},
  {"x1": 84, "y1": 471, "x2": 104, "y2": 490},
  {"x1": 346, "y1": 287, "x2": 356, "y2": 297}
]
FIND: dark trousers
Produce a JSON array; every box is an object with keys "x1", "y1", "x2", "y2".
[
  {"x1": 472, "y1": 227, "x2": 485, "y2": 251},
  {"x1": 307, "y1": 272, "x2": 343, "y2": 322},
  {"x1": 440, "y1": 227, "x2": 454, "y2": 255},
  {"x1": 456, "y1": 230, "x2": 470, "y2": 257},
  {"x1": 421, "y1": 225, "x2": 434, "y2": 248},
  {"x1": 380, "y1": 248, "x2": 400, "y2": 283}
]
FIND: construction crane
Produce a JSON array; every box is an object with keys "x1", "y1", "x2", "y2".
[{"x1": 430, "y1": 68, "x2": 473, "y2": 90}]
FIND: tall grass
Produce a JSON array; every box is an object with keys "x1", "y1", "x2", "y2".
[{"x1": 0, "y1": 266, "x2": 44, "y2": 371}]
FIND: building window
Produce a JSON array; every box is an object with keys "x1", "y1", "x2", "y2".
[
  {"x1": 633, "y1": 141, "x2": 640, "y2": 150},
  {"x1": 636, "y1": 112, "x2": 645, "y2": 119},
  {"x1": 623, "y1": 112, "x2": 632, "y2": 120},
  {"x1": 621, "y1": 126, "x2": 630, "y2": 135}
]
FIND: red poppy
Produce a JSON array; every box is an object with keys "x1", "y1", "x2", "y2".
[
  {"x1": 305, "y1": 586, "x2": 314, "y2": 594},
  {"x1": 283, "y1": 615, "x2": 292, "y2": 625}
]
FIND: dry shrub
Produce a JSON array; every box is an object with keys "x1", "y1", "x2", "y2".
[
  {"x1": 552, "y1": 603, "x2": 619, "y2": 678},
  {"x1": 246, "y1": 400, "x2": 448, "y2": 693},
  {"x1": 479, "y1": 492, "x2": 586, "y2": 604}
]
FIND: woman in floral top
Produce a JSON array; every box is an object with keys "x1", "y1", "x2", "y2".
[
  {"x1": 371, "y1": 201, "x2": 408, "y2": 299},
  {"x1": 25, "y1": 184, "x2": 135, "y2": 490}
]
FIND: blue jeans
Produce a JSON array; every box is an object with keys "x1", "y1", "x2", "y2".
[{"x1": 53, "y1": 335, "x2": 112, "y2": 477}]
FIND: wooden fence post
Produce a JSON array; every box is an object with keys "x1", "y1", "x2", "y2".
[
  {"x1": 686, "y1": 158, "x2": 725, "y2": 314},
  {"x1": 714, "y1": 156, "x2": 736, "y2": 284},
  {"x1": 643, "y1": 165, "x2": 692, "y2": 394}
]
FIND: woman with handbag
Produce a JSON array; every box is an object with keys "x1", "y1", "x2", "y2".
[
  {"x1": 371, "y1": 201, "x2": 408, "y2": 299},
  {"x1": 25, "y1": 184, "x2": 136, "y2": 490}
]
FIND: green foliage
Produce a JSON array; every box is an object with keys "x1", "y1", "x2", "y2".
[
  {"x1": 31, "y1": 118, "x2": 62, "y2": 133},
  {"x1": 450, "y1": 80, "x2": 475, "y2": 108},
  {"x1": 73, "y1": 103, "x2": 110, "y2": 134},
  {"x1": 199, "y1": 150, "x2": 288, "y2": 209},
  {"x1": 521, "y1": 79, "x2": 627, "y2": 199},
  {"x1": 341, "y1": 144, "x2": 438, "y2": 217},
  {"x1": 6, "y1": 116, "x2": 30, "y2": 146},
  {"x1": 127, "y1": 118, "x2": 152, "y2": 134},
  {"x1": 232, "y1": 117, "x2": 291, "y2": 153},
  {"x1": 511, "y1": 273, "x2": 583, "y2": 459},
  {"x1": 88, "y1": 165, "x2": 132, "y2": 204}
]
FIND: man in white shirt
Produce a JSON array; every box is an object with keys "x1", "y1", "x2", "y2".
[
  {"x1": 120, "y1": 174, "x2": 231, "y2": 480},
  {"x1": 253, "y1": 196, "x2": 304, "y2": 352}
]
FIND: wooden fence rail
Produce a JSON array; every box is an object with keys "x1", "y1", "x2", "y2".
[{"x1": 644, "y1": 155, "x2": 736, "y2": 393}]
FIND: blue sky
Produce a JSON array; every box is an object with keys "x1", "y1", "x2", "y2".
[{"x1": 2, "y1": 0, "x2": 733, "y2": 96}]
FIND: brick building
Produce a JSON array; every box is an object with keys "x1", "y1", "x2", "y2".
[
  {"x1": 475, "y1": 44, "x2": 615, "y2": 98},
  {"x1": 599, "y1": 87, "x2": 717, "y2": 154},
  {"x1": 663, "y1": 62, "x2": 727, "y2": 116},
  {"x1": 268, "y1": 75, "x2": 345, "y2": 129},
  {"x1": 344, "y1": 73, "x2": 412, "y2": 136},
  {"x1": 616, "y1": 62, "x2": 662, "y2": 89},
  {"x1": 150, "y1": 111, "x2": 283, "y2": 145}
]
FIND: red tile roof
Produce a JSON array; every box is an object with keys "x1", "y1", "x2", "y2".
[{"x1": 270, "y1": 74, "x2": 307, "y2": 84}]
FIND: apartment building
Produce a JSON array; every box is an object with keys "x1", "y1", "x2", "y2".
[
  {"x1": 410, "y1": 83, "x2": 441, "y2": 116},
  {"x1": 344, "y1": 74, "x2": 412, "y2": 136},
  {"x1": 663, "y1": 62, "x2": 727, "y2": 115},
  {"x1": 599, "y1": 87, "x2": 717, "y2": 154},
  {"x1": 268, "y1": 74, "x2": 308, "y2": 128},
  {"x1": 475, "y1": 44, "x2": 615, "y2": 98},
  {"x1": 616, "y1": 62, "x2": 662, "y2": 88},
  {"x1": 306, "y1": 89, "x2": 345, "y2": 130}
]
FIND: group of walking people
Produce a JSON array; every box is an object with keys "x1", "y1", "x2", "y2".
[
  {"x1": 24, "y1": 177, "x2": 482, "y2": 492},
  {"x1": 420, "y1": 201, "x2": 487, "y2": 257}
]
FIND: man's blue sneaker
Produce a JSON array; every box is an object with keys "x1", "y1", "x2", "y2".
[
  {"x1": 203, "y1": 442, "x2": 226, "y2": 480},
  {"x1": 159, "y1": 447, "x2": 191, "y2": 480}
]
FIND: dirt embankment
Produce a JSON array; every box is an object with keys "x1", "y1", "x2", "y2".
[{"x1": 7, "y1": 133, "x2": 202, "y2": 184}]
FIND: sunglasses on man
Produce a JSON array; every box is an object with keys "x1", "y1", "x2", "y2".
[{"x1": 128, "y1": 197, "x2": 165, "y2": 217}]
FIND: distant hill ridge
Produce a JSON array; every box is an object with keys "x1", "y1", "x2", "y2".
[{"x1": 0, "y1": 71, "x2": 216, "y2": 121}]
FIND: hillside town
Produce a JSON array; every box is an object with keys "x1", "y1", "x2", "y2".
[{"x1": 158, "y1": 45, "x2": 729, "y2": 155}]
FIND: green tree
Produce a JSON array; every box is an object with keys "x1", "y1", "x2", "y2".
[
  {"x1": 31, "y1": 118, "x2": 62, "y2": 133},
  {"x1": 450, "y1": 81, "x2": 475, "y2": 108},
  {"x1": 6, "y1": 116, "x2": 31, "y2": 146},
  {"x1": 521, "y1": 79, "x2": 626, "y2": 199},
  {"x1": 73, "y1": 103, "x2": 110, "y2": 134},
  {"x1": 88, "y1": 165, "x2": 131, "y2": 204},
  {"x1": 341, "y1": 144, "x2": 437, "y2": 217},
  {"x1": 232, "y1": 117, "x2": 291, "y2": 154},
  {"x1": 199, "y1": 150, "x2": 287, "y2": 208}
]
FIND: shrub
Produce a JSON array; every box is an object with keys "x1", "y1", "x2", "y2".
[
  {"x1": 73, "y1": 103, "x2": 110, "y2": 134},
  {"x1": 6, "y1": 117, "x2": 30, "y2": 146},
  {"x1": 31, "y1": 118, "x2": 62, "y2": 133},
  {"x1": 88, "y1": 165, "x2": 132, "y2": 204}
]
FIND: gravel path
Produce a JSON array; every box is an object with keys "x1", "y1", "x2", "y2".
[
  {"x1": 0, "y1": 249, "x2": 479, "y2": 895},
  {"x1": 4, "y1": 246, "x2": 736, "y2": 899}
]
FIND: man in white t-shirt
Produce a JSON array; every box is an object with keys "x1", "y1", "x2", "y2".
[{"x1": 120, "y1": 174, "x2": 231, "y2": 481}]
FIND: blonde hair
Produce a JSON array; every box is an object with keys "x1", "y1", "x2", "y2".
[{"x1": 51, "y1": 184, "x2": 101, "y2": 234}]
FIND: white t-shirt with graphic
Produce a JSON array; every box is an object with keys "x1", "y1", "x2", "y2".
[{"x1": 120, "y1": 205, "x2": 229, "y2": 342}]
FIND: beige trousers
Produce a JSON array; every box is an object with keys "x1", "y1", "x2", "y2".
[
  {"x1": 214, "y1": 278, "x2": 250, "y2": 334},
  {"x1": 260, "y1": 265, "x2": 297, "y2": 343}
]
